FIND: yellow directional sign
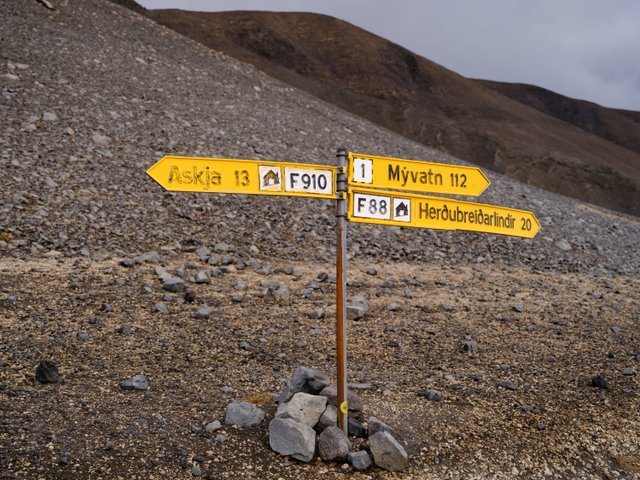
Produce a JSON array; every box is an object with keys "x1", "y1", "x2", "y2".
[
  {"x1": 147, "y1": 156, "x2": 337, "y2": 199},
  {"x1": 348, "y1": 152, "x2": 490, "y2": 196},
  {"x1": 348, "y1": 187, "x2": 540, "y2": 238}
]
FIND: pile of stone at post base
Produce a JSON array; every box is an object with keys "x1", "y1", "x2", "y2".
[{"x1": 268, "y1": 367, "x2": 408, "y2": 472}]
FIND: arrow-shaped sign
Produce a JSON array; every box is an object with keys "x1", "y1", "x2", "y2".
[
  {"x1": 348, "y1": 152, "x2": 491, "y2": 196},
  {"x1": 147, "y1": 155, "x2": 337, "y2": 199},
  {"x1": 348, "y1": 187, "x2": 540, "y2": 238}
]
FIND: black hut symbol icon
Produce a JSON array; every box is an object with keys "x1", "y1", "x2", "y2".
[
  {"x1": 262, "y1": 169, "x2": 280, "y2": 187},
  {"x1": 395, "y1": 201, "x2": 409, "y2": 217}
]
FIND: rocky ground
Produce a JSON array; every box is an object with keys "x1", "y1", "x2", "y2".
[{"x1": 1, "y1": 0, "x2": 639, "y2": 479}]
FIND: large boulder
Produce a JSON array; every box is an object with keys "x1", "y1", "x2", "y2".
[
  {"x1": 369, "y1": 431, "x2": 408, "y2": 472},
  {"x1": 276, "y1": 392, "x2": 327, "y2": 427},
  {"x1": 274, "y1": 366, "x2": 330, "y2": 404},
  {"x1": 269, "y1": 417, "x2": 316, "y2": 462},
  {"x1": 224, "y1": 401, "x2": 265, "y2": 427},
  {"x1": 318, "y1": 426, "x2": 350, "y2": 462}
]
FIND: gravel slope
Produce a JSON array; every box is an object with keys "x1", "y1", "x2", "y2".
[{"x1": 1, "y1": 1, "x2": 639, "y2": 479}]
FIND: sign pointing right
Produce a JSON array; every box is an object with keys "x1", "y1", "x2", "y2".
[
  {"x1": 348, "y1": 152, "x2": 491, "y2": 196},
  {"x1": 348, "y1": 187, "x2": 540, "y2": 239}
]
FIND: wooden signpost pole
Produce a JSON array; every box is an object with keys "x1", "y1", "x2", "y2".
[{"x1": 335, "y1": 148, "x2": 349, "y2": 434}]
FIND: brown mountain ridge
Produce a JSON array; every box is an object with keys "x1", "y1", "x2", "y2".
[{"x1": 118, "y1": 3, "x2": 640, "y2": 216}]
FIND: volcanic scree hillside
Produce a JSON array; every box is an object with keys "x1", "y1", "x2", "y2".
[{"x1": 139, "y1": 7, "x2": 640, "y2": 216}]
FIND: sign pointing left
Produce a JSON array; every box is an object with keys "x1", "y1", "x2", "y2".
[{"x1": 147, "y1": 155, "x2": 337, "y2": 199}]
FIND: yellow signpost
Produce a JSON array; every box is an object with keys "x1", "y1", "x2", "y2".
[
  {"x1": 147, "y1": 155, "x2": 337, "y2": 199},
  {"x1": 348, "y1": 187, "x2": 540, "y2": 239},
  {"x1": 147, "y1": 150, "x2": 540, "y2": 436},
  {"x1": 348, "y1": 152, "x2": 491, "y2": 196}
]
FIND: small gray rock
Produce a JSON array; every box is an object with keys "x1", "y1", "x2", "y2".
[
  {"x1": 347, "y1": 295, "x2": 368, "y2": 320},
  {"x1": 416, "y1": 389, "x2": 445, "y2": 402},
  {"x1": 134, "y1": 251, "x2": 160, "y2": 264},
  {"x1": 205, "y1": 420, "x2": 222, "y2": 433},
  {"x1": 519, "y1": 405, "x2": 540, "y2": 414},
  {"x1": 276, "y1": 392, "x2": 327, "y2": 427},
  {"x1": 499, "y1": 380, "x2": 518, "y2": 391},
  {"x1": 266, "y1": 285, "x2": 290, "y2": 301},
  {"x1": 369, "y1": 431, "x2": 408, "y2": 472},
  {"x1": 269, "y1": 417, "x2": 316, "y2": 462},
  {"x1": 622, "y1": 367, "x2": 636, "y2": 376},
  {"x1": 195, "y1": 271, "x2": 210, "y2": 284},
  {"x1": 224, "y1": 401, "x2": 265, "y2": 427},
  {"x1": 555, "y1": 239, "x2": 572, "y2": 251},
  {"x1": 42, "y1": 112, "x2": 58, "y2": 122},
  {"x1": 368, "y1": 417, "x2": 394, "y2": 436},
  {"x1": 512, "y1": 303, "x2": 524, "y2": 313},
  {"x1": 35, "y1": 360, "x2": 59, "y2": 384},
  {"x1": 163, "y1": 277, "x2": 185, "y2": 292},
  {"x1": 461, "y1": 341, "x2": 478, "y2": 352},
  {"x1": 317, "y1": 404, "x2": 337, "y2": 432},
  {"x1": 307, "y1": 308, "x2": 324, "y2": 319},
  {"x1": 91, "y1": 132, "x2": 111, "y2": 146},
  {"x1": 213, "y1": 242, "x2": 231, "y2": 253},
  {"x1": 77, "y1": 331, "x2": 91, "y2": 341},
  {"x1": 348, "y1": 450, "x2": 372, "y2": 471},
  {"x1": 191, "y1": 464, "x2": 202, "y2": 476},
  {"x1": 319, "y1": 384, "x2": 363, "y2": 412},
  {"x1": 348, "y1": 417, "x2": 366, "y2": 437},
  {"x1": 195, "y1": 304, "x2": 211, "y2": 320},
  {"x1": 275, "y1": 366, "x2": 331, "y2": 403},
  {"x1": 120, "y1": 374, "x2": 149, "y2": 391},
  {"x1": 318, "y1": 426, "x2": 350, "y2": 462},
  {"x1": 592, "y1": 375, "x2": 609, "y2": 389},
  {"x1": 155, "y1": 303, "x2": 169, "y2": 314}
]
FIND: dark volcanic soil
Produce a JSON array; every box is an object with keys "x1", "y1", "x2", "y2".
[
  {"x1": 1, "y1": 1, "x2": 639, "y2": 479},
  {"x1": 1, "y1": 255, "x2": 639, "y2": 479}
]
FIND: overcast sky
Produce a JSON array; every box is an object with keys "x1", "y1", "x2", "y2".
[{"x1": 138, "y1": 0, "x2": 640, "y2": 111}]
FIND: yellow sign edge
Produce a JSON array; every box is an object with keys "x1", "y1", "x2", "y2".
[
  {"x1": 347, "y1": 186, "x2": 540, "y2": 238},
  {"x1": 146, "y1": 155, "x2": 338, "y2": 199}
]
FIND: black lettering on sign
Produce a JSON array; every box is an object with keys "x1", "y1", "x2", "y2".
[
  {"x1": 388, "y1": 165, "x2": 444, "y2": 187},
  {"x1": 234, "y1": 169, "x2": 249, "y2": 187},
  {"x1": 168, "y1": 165, "x2": 181, "y2": 184},
  {"x1": 168, "y1": 165, "x2": 221, "y2": 189}
]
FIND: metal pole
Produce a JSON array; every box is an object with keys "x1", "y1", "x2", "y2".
[{"x1": 335, "y1": 148, "x2": 349, "y2": 434}]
